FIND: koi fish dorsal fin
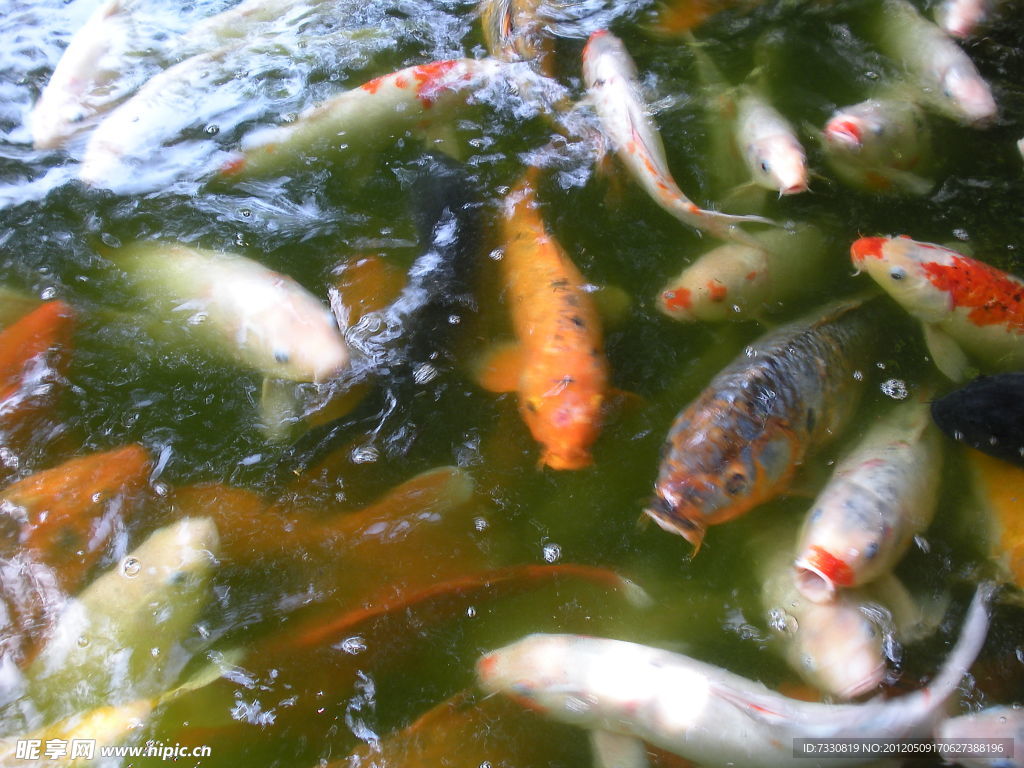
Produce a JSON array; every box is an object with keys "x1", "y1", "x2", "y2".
[{"x1": 475, "y1": 341, "x2": 523, "y2": 393}]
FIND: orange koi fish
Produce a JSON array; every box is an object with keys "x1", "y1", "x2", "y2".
[
  {"x1": 0, "y1": 300, "x2": 75, "y2": 480},
  {"x1": 969, "y1": 449, "x2": 1024, "y2": 588},
  {"x1": 852, "y1": 236, "x2": 1024, "y2": 380},
  {"x1": 479, "y1": 172, "x2": 609, "y2": 470},
  {"x1": 1, "y1": 445, "x2": 152, "y2": 594},
  {"x1": 582, "y1": 30, "x2": 772, "y2": 246},
  {"x1": 646, "y1": 299, "x2": 875, "y2": 552}
]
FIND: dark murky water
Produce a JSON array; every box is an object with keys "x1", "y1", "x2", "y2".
[{"x1": 1, "y1": 0, "x2": 1023, "y2": 765}]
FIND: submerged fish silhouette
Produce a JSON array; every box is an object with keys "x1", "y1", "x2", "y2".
[{"x1": 931, "y1": 372, "x2": 1024, "y2": 467}]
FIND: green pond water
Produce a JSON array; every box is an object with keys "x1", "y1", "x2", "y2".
[{"x1": 1, "y1": 0, "x2": 1023, "y2": 765}]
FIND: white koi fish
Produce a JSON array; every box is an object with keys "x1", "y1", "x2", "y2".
[
  {"x1": 30, "y1": 0, "x2": 146, "y2": 150},
  {"x1": 794, "y1": 399, "x2": 942, "y2": 603},
  {"x1": 114, "y1": 241, "x2": 350, "y2": 383},
  {"x1": 581, "y1": 29, "x2": 773, "y2": 245},
  {"x1": 820, "y1": 97, "x2": 934, "y2": 195},
  {"x1": 79, "y1": 27, "x2": 389, "y2": 189},
  {"x1": 851, "y1": 236, "x2": 1024, "y2": 381},
  {"x1": 871, "y1": 0, "x2": 996, "y2": 126},
  {"x1": 657, "y1": 224, "x2": 827, "y2": 322},
  {"x1": 478, "y1": 585, "x2": 992, "y2": 768},
  {"x1": 735, "y1": 89, "x2": 808, "y2": 195},
  {"x1": 24, "y1": 518, "x2": 219, "y2": 724},
  {"x1": 216, "y1": 58, "x2": 506, "y2": 182},
  {"x1": 760, "y1": 543, "x2": 887, "y2": 699}
]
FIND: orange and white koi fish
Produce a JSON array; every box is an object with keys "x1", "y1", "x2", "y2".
[
  {"x1": 477, "y1": 585, "x2": 992, "y2": 768},
  {"x1": 735, "y1": 89, "x2": 808, "y2": 196},
  {"x1": 582, "y1": 30, "x2": 772, "y2": 245},
  {"x1": 646, "y1": 299, "x2": 875, "y2": 552},
  {"x1": 821, "y1": 97, "x2": 933, "y2": 195},
  {"x1": 851, "y1": 236, "x2": 1024, "y2": 380},
  {"x1": 478, "y1": 172, "x2": 608, "y2": 470},
  {"x1": 114, "y1": 241, "x2": 349, "y2": 383},
  {"x1": 658, "y1": 225, "x2": 827, "y2": 322},
  {"x1": 794, "y1": 399, "x2": 942, "y2": 603},
  {"x1": 217, "y1": 58, "x2": 505, "y2": 182},
  {"x1": 871, "y1": 0, "x2": 996, "y2": 126}
]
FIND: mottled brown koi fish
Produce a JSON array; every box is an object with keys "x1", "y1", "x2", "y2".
[{"x1": 646, "y1": 298, "x2": 876, "y2": 552}]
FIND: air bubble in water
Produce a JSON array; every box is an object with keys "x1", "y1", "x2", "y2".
[
  {"x1": 880, "y1": 379, "x2": 908, "y2": 399},
  {"x1": 542, "y1": 542, "x2": 561, "y2": 563},
  {"x1": 122, "y1": 557, "x2": 141, "y2": 577}
]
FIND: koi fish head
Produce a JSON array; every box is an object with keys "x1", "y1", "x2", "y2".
[
  {"x1": 822, "y1": 99, "x2": 929, "y2": 169},
  {"x1": 940, "y1": 61, "x2": 997, "y2": 126},
  {"x1": 793, "y1": 597, "x2": 885, "y2": 698},
  {"x1": 476, "y1": 635, "x2": 572, "y2": 716},
  {"x1": 850, "y1": 236, "x2": 955, "y2": 324},
  {"x1": 647, "y1": 420, "x2": 796, "y2": 553},
  {"x1": 582, "y1": 29, "x2": 637, "y2": 87},
  {"x1": 523, "y1": 388, "x2": 603, "y2": 471},
  {"x1": 237, "y1": 287, "x2": 351, "y2": 383},
  {"x1": 793, "y1": 544, "x2": 857, "y2": 603},
  {"x1": 745, "y1": 136, "x2": 808, "y2": 195}
]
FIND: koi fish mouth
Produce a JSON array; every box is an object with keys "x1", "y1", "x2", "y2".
[
  {"x1": 794, "y1": 546, "x2": 854, "y2": 603},
  {"x1": 643, "y1": 495, "x2": 706, "y2": 554},
  {"x1": 824, "y1": 118, "x2": 863, "y2": 149}
]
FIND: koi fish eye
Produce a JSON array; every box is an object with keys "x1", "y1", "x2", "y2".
[
  {"x1": 889, "y1": 267, "x2": 906, "y2": 281},
  {"x1": 759, "y1": 161, "x2": 770, "y2": 173},
  {"x1": 274, "y1": 349, "x2": 291, "y2": 364},
  {"x1": 864, "y1": 541, "x2": 879, "y2": 560},
  {"x1": 724, "y1": 472, "x2": 748, "y2": 496}
]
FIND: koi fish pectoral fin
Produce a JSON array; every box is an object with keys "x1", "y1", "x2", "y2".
[
  {"x1": 922, "y1": 324, "x2": 976, "y2": 383},
  {"x1": 259, "y1": 377, "x2": 303, "y2": 444},
  {"x1": 720, "y1": 180, "x2": 770, "y2": 216},
  {"x1": 474, "y1": 340, "x2": 523, "y2": 393},
  {"x1": 589, "y1": 729, "x2": 651, "y2": 768},
  {"x1": 602, "y1": 387, "x2": 646, "y2": 423}
]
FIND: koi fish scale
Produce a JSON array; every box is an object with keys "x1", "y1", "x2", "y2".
[{"x1": 647, "y1": 301, "x2": 875, "y2": 551}]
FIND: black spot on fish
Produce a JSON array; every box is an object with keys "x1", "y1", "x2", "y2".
[{"x1": 725, "y1": 472, "x2": 747, "y2": 496}]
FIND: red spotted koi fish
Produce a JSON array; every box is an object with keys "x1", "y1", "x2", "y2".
[
  {"x1": 851, "y1": 235, "x2": 1024, "y2": 380},
  {"x1": 217, "y1": 58, "x2": 505, "y2": 181}
]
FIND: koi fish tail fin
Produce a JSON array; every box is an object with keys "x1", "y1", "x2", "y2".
[
  {"x1": 685, "y1": 207, "x2": 780, "y2": 249},
  {"x1": 924, "y1": 583, "x2": 994, "y2": 704}
]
